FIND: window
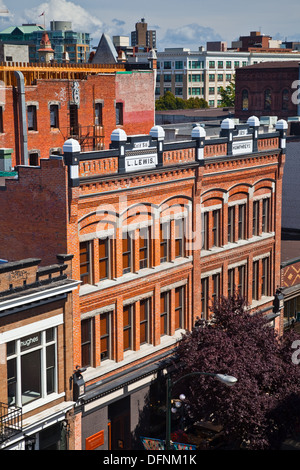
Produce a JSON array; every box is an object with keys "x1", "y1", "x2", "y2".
[
  {"x1": 27, "y1": 105, "x2": 37, "y2": 131},
  {"x1": 212, "y1": 209, "x2": 220, "y2": 247},
  {"x1": 140, "y1": 298, "x2": 150, "y2": 344},
  {"x1": 139, "y1": 227, "x2": 150, "y2": 269},
  {"x1": 191, "y1": 87, "x2": 201, "y2": 95},
  {"x1": 226, "y1": 74, "x2": 231, "y2": 81},
  {"x1": 116, "y1": 102, "x2": 123, "y2": 125},
  {"x1": 228, "y1": 268, "x2": 234, "y2": 297},
  {"x1": 160, "y1": 221, "x2": 170, "y2": 263},
  {"x1": 175, "y1": 286, "x2": 184, "y2": 330},
  {"x1": 209, "y1": 74, "x2": 215, "y2": 81},
  {"x1": 190, "y1": 74, "x2": 201, "y2": 82},
  {"x1": 209, "y1": 100, "x2": 215, "y2": 107},
  {"x1": 175, "y1": 74, "x2": 183, "y2": 82},
  {"x1": 253, "y1": 200, "x2": 259, "y2": 236},
  {"x1": 228, "y1": 206, "x2": 235, "y2": 243},
  {"x1": 242, "y1": 89, "x2": 249, "y2": 111},
  {"x1": 234, "y1": 61, "x2": 240, "y2": 68},
  {"x1": 238, "y1": 265, "x2": 246, "y2": 298},
  {"x1": 175, "y1": 87, "x2": 183, "y2": 96},
  {"x1": 217, "y1": 74, "x2": 223, "y2": 81},
  {"x1": 100, "y1": 312, "x2": 111, "y2": 361},
  {"x1": 50, "y1": 104, "x2": 59, "y2": 128},
  {"x1": 238, "y1": 204, "x2": 246, "y2": 240},
  {"x1": 252, "y1": 260, "x2": 259, "y2": 301},
  {"x1": 209, "y1": 87, "x2": 215, "y2": 95},
  {"x1": 122, "y1": 233, "x2": 132, "y2": 274},
  {"x1": 29, "y1": 152, "x2": 39, "y2": 166},
  {"x1": 218, "y1": 61, "x2": 223, "y2": 69},
  {"x1": 262, "y1": 258, "x2": 269, "y2": 297},
  {"x1": 212, "y1": 273, "x2": 220, "y2": 304},
  {"x1": 226, "y1": 61, "x2": 232, "y2": 69},
  {"x1": 201, "y1": 278, "x2": 208, "y2": 319},
  {"x1": 160, "y1": 291, "x2": 170, "y2": 336},
  {"x1": 0, "y1": 106, "x2": 3, "y2": 133},
  {"x1": 282, "y1": 89, "x2": 289, "y2": 111},
  {"x1": 80, "y1": 241, "x2": 91, "y2": 284},
  {"x1": 95, "y1": 102, "x2": 103, "y2": 126},
  {"x1": 201, "y1": 212, "x2": 208, "y2": 250},
  {"x1": 175, "y1": 61, "x2": 183, "y2": 69},
  {"x1": 164, "y1": 61, "x2": 172, "y2": 69},
  {"x1": 81, "y1": 318, "x2": 93, "y2": 367},
  {"x1": 123, "y1": 305, "x2": 134, "y2": 351},
  {"x1": 164, "y1": 74, "x2": 172, "y2": 82},
  {"x1": 209, "y1": 61, "x2": 215, "y2": 69},
  {"x1": 99, "y1": 238, "x2": 110, "y2": 280},
  {"x1": 175, "y1": 218, "x2": 185, "y2": 257},
  {"x1": 264, "y1": 89, "x2": 272, "y2": 111},
  {"x1": 190, "y1": 60, "x2": 202, "y2": 69},
  {"x1": 7, "y1": 328, "x2": 57, "y2": 407},
  {"x1": 262, "y1": 198, "x2": 270, "y2": 233}
]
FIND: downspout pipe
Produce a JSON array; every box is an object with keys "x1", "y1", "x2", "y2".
[{"x1": 14, "y1": 71, "x2": 28, "y2": 166}]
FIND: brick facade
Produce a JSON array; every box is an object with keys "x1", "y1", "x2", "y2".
[{"x1": 0, "y1": 115, "x2": 286, "y2": 449}]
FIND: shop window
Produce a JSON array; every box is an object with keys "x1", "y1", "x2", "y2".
[{"x1": 7, "y1": 327, "x2": 57, "y2": 407}]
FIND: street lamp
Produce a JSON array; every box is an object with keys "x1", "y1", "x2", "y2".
[{"x1": 166, "y1": 371, "x2": 237, "y2": 450}]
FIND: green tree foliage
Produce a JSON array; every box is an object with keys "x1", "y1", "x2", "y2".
[
  {"x1": 219, "y1": 76, "x2": 235, "y2": 108},
  {"x1": 155, "y1": 91, "x2": 208, "y2": 111},
  {"x1": 172, "y1": 292, "x2": 300, "y2": 450}
]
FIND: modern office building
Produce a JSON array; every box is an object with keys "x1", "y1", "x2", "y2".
[
  {"x1": 152, "y1": 47, "x2": 300, "y2": 107},
  {"x1": 0, "y1": 21, "x2": 90, "y2": 63},
  {"x1": 131, "y1": 18, "x2": 156, "y2": 51}
]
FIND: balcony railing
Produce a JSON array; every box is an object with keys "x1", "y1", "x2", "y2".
[{"x1": 0, "y1": 403, "x2": 22, "y2": 444}]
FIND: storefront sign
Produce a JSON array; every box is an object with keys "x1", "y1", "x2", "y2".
[
  {"x1": 85, "y1": 430, "x2": 104, "y2": 450},
  {"x1": 232, "y1": 139, "x2": 253, "y2": 155},
  {"x1": 125, "y1": 154, "x2": 157, "y2": 172}
]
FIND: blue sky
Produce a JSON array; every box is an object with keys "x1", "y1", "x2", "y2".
[{"x1": 1, "y1": 0, "x2": 300, "y2": 51}]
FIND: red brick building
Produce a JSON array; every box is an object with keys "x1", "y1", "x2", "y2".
[
  {"x1": 0, "y1": 62, "x2": 155, "y2": 170},
  {"x1": 0, "y1": 115, "x2": 287, "y2": 449},
  {"x1": 235, "y1": 61, "x2": 299, "y2": 121}
]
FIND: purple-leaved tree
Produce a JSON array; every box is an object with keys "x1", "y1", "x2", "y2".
[{"x1": 172, "y1": 292, "x2": 300, "y2": 450}]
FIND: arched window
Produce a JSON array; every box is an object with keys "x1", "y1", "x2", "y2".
[
  {"x1": 264, "y1": 89, "x2": 272, "y2": 111},
  {"x1": 282, "y1": 89, "x2": 289, "y2": 111},
  {"x1": 242, "y1": 89, "x2": 249, "y2": 110}
]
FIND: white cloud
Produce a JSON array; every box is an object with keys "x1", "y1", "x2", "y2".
[{"x1": 159, "y1": 23, "x2": 222, "y2": 50}]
